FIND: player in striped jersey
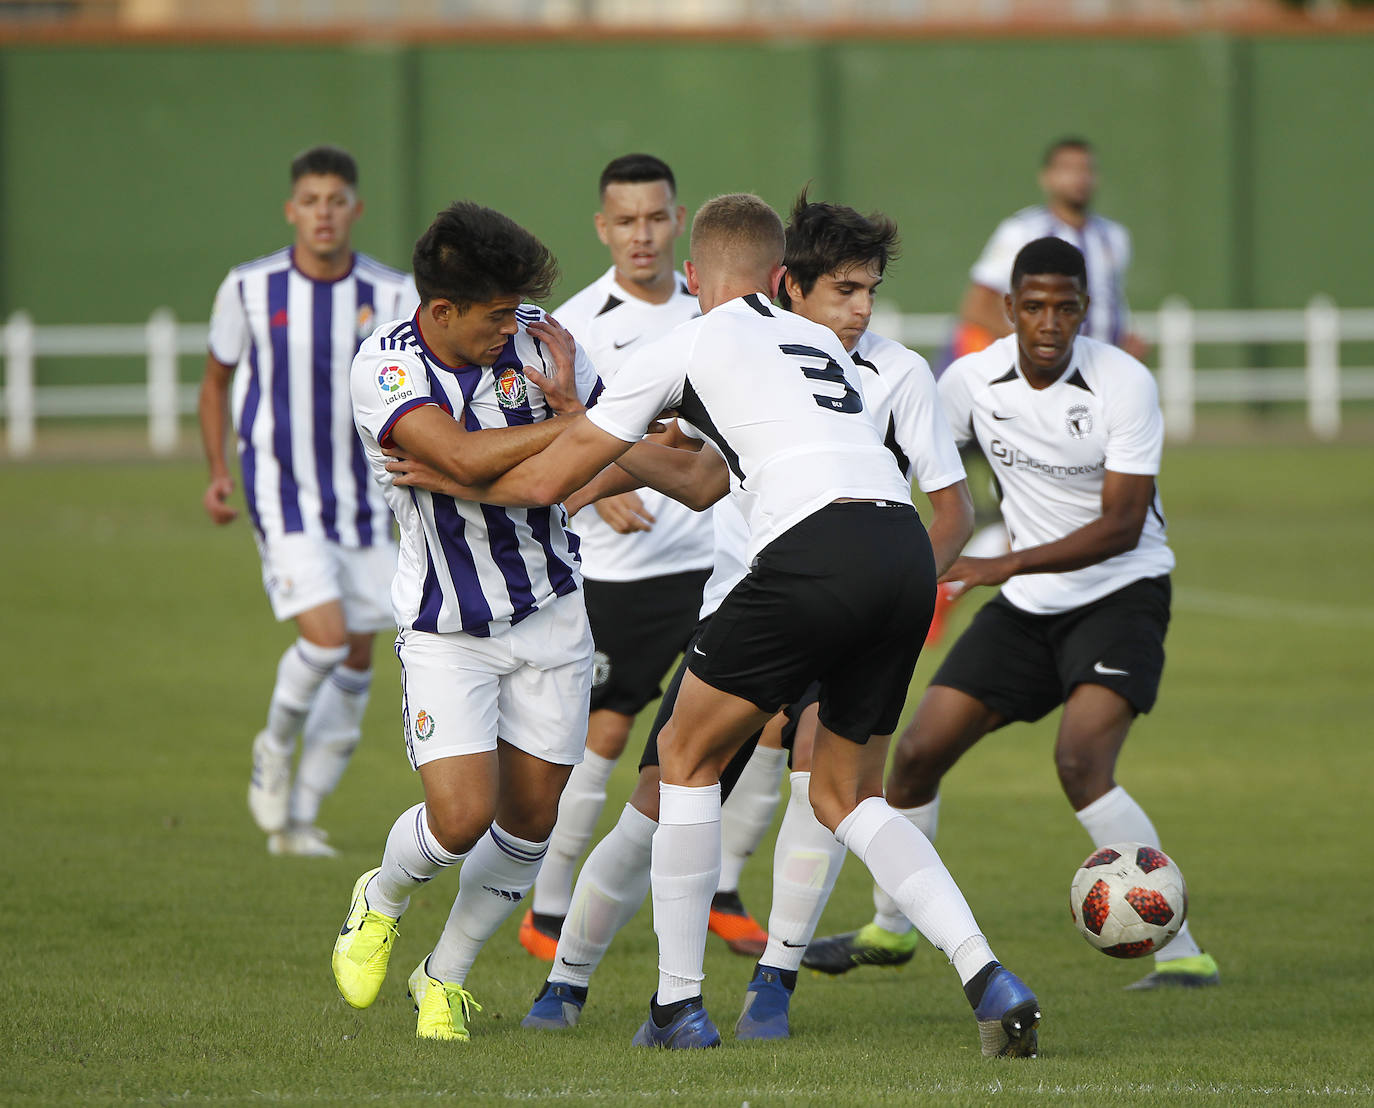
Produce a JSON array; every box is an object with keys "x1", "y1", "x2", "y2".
[
  {"x1": 198, "y1": 146, "x2": 417, "y2": 857},
  {"x1": 333, "y1": 202, "x2": 603, "y2": 1043},
  {"x1": 420, "y1": 194, "x2": 1039, "y2": 1057}
]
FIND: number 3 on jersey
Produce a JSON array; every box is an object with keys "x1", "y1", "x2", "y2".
[{"x1": 779, "y1": 344, "x2": 863, "y2": 414}]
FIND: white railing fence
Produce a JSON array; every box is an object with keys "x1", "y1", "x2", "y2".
[{"x1": 5, "y1": 298, "x2": 1374, "y2": 457}]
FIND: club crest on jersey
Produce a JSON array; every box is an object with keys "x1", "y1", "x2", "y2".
[
  {"x1": 378, "y1": 364, "x2": 406, "y2": 394},
  {"x1": 413, "y1": 709, "x2": 435, "y2": 741},
  {"x1": 356, "y1": 304, "x2": 375, "y2": 340},
  {"x1": 592, "y1": 651, "x2": 611, "y2": 688},
  {"x1": 496, "y1": 366, "x2": 528, "y2": 409},
  {"x1": 1065, "y1": 404, "x2": 1093, "y2": 439}
]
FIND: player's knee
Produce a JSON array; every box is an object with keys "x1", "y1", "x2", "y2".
[
  {"x1": 885, "y1": 733, "x2": 943, "y2": 808},
  {"x1": 629, "y1": 768, "x2": 661, "y2": 822},
  {"x1": 1054, "y1": 744, "x2": 1111, "y2": 808},
  {"x1": 426, "y1": 798, "x2": 493, "y2": 856},
  {"x1": 808, "y1": 778, "x2": 877, "y2": 835}
]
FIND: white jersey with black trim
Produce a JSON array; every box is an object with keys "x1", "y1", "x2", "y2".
[
  {"x1": 970, "y1": 205, "x2": 1133, "y2": 345},
  {"x1": 351, "y1": 307, "x2": 604, "y2": 637},
  {"x1": 554, "y1": 267, "x2": 714, "y2": 581},
  {"x1": 209, "y1": 248, "x2": 418, "y2": 547},
  {"x1": 587, "y1": 294, "x2": 912, "y2": 563},
  {"x1": 851, "y1": 330, "x2": 966, "y2": 494},
  {"x1": 939, "y1": 334, "x2": 1174, "y2": 615}
]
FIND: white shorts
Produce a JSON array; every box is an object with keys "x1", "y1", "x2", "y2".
[
  {"x1": 255, "y1": 531, "x2": 397, "y2": 632},
  {"x1": 396, "y1": 591, "x2": 594, "y2": 769}
]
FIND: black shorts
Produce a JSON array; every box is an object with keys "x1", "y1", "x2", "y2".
[
  {"x1": 931, "y1": 575, "x2": 1171, "y2": 724},
  {"x1": 584, "y1": 567, "x2": 711, "y2": 717},
  {"x1": 638, "y1": 620, "x2": 761, "y2": 802},
  {"x1": 689, "y1": 501, "x2": 936, "y2": 743}
]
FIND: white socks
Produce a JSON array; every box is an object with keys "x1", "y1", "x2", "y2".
[
  {"x1": 837, "y1": 796, "x2": 994, "y2": 985},
  {"x1": 761, "y1": 773, "x2": 847, "y2": 972},
  {"x1": 549, "y1": 803, "x2": 657, "y2": 989},
  {"x1": 652, "y1": 783, "x2": 721, "y2": 1004},
  {"x1": 871, "y1": 797, "x2": 939, "y2": 933},
  {"x1": 264, "y1": 639, "x2": 348, "y2": 752},
  {"x1": 719, "y1": 744, "x2": 788, "y2": 893},
  {"x1": 369, "y1": 803, "x2": 466, "y2": 918},
  {"x1": 532, "y1": 750, "x2": 617, "y2": 917},
  {"x1": 1075, "y1": 785, "x2": 1202, "y2": 962},
  {"x1": 290, "y1": 664, "x2": 371, "y2": 826},
  {"x1": 428, "y1": 824, "x2": 549, "y2": 984}
]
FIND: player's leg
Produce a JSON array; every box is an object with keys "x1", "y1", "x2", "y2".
[
  {"x1": 810, "y1": 726, "x2": 1038, "y2": 1057},
  {"x1": 801, "y1": 685, "x2": 1004, "y2": 973},
  {"x1": 713, "y1": 714, "x2": 786, "y2": 956},
  {"x1": 1052, "y1": 576, "x2": 1216, "y2": 988},
  {"x1": 528, "y1": 570, "x2": 707, "y2": 954},
  {"x1": 331, "y1": 628, "x2": 506, "y2": 1012},
  {"x1": 285, "y1": 541, "x2": 396, "y2": 854},
  {"x1": 632, "y1": 672, "x2": 772, "y2": 1048}
]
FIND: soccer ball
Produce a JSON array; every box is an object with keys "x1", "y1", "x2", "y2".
[{"x1": 1069, "y1": 843, "x2": 1187, "y2": 958}]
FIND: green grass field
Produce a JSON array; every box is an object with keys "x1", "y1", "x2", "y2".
[{"x1": 3, "y1": 444, "x2": 1372, "y2": 1106}]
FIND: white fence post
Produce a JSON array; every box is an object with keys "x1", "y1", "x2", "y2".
[
  {"x1": 1305, "y1": 294, "x2": 1340, "y2": 441},
  {"x1": 146, "y1": 307, "x2": 179, "y2": 455},
  {"x1": 1158, "y1": 296, "x2": 1195, "y2": 441},
  {"x1": 4, "y1": 311, "x2": 36, "y2": 457}
]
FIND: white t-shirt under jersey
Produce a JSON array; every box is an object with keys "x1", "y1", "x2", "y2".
[
  {"x1": 939, "y1": 334, "x2": 1174, "y2": 615},
  {"x1": 554, "y1": 267, "x2": 714, "y2": 581},
  {"x1": 970, "y1": 205, "x2": 1133, "y2": 346},
  {"x1": 588, "y1": 294, "x2": 913, "y2": 564}
]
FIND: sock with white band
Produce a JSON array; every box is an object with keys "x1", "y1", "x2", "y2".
[
  {"x1": 264, "y1": 638, "x2": 347, "y2": 752},
  {"x1": 871, "y1": 797, "x2": 939, "y2": 933},
  {"x1": 290, "y1": 663, "x2": 371, "y2": 826},
  {"x1": 652, "y1": 783, "x2": 721, "y2": 1004},
  {"x1": 760, "y1": 773, "x2": 848, "y2": 972},
  {"x1": 837, "y1": 796, "x2": 994, "y2": 985},
  {"x1": 718, "y1": 744, "x2": 788, "y2": 892},
  {"x1": 368, "y1": 802, "x2": 466, "y2": 918},
  {"x1": 532, "y1": 750, "x2": 617, "y2": 918}
]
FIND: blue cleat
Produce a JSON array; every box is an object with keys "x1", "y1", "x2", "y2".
[
  {"x1": 972, "y1": 966, "x2": 1041, "y2": 1058},
  {"x1": 631, "y1": 995, "x2": 722, "y2": 1049},
  {"x1": 521, "y1": 981, "x2": 585, "y2": 1030},
  {"x1": 735, "y1": 964, "x2": 794, "y2": 1041}
]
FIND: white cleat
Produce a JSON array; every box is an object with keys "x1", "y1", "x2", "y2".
[
  {"x1": 268, "y1": 823, "x2": 338, "y2": 857},
  {"x1": 248, "y1": 731, "x2": 292, "y2": 833}
]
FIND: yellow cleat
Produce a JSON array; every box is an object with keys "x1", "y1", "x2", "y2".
[
  {"x1": 332, "y1": 868, "x2": 400, "y2": 1009},
  {"x1": 408, "y1": 959, "x2": 482, "y2": 1042}
]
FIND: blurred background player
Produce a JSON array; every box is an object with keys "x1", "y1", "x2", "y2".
[
  {"x1": 521, "y1": 154, "x2": 772, "y2": 961},
  {"x1": 806, "y1": 238, "x2": 1218, "y2": 991},
  {"x1": 198, "y1": 145, "x2": 417, "y2": 856},
  {"x1": 335, "y1": 202, "x2": 602, "y2": 1043},
  {"x1": 931, "y1": 136, "x2": 1146, "y2": 645}
]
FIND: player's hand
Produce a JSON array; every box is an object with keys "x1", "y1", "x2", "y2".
[
  {"x1": 203, "y1": 474, "x2": 238, "y2": 525},
  {"x1": 938, "y1": 555, "x2": 1014, "y2": 590},
  {"x1": 384, "y1": 448, "x2": 463, "y2": 497},
  {"x1": 594, "y1": 490, "x2": 655, "y2": 534},
  {"x1": 525, "y1": 314, "x2": 583, "y2": 417}
]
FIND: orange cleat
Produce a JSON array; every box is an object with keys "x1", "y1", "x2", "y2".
[
  {"x1": 518, "y1": 909, "x2": 562, "y2": 961},
  {"x1": 708, "y1": 891, "x2": 768, "y2": 957}
]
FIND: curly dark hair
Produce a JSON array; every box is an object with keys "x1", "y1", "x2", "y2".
[{"x1": 778, "y1": 187, "x2": 899, "y2": 310}]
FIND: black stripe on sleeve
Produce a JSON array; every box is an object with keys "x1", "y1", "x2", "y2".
[
  {"x1": 677, "y1": 377, "x2": 745, "y2": 482},
  {"x1": 743, "y1": 293, "x2": 773, "y2": 317}
]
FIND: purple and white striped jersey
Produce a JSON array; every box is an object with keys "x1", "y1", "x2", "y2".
[
  {"x1": 351, "y1": 307, "x2": 604, "y2": 637},
  {"x1": 208, "y1": 248, "x2": 419, "y2": 547}
]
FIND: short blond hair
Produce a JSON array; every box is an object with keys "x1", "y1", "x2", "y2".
[{"x1": 690, "y1": 193, "x2": 785, "y2": 280}]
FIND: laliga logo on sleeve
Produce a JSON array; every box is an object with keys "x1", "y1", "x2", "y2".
[
  {"x1": 496, "y1": 366, "x2": 528, "y2": 409},
  {"x1": 378, "y1": 364, "x2": 407, "y2": 394}
]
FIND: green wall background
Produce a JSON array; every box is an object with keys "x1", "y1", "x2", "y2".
[{"x1": 2, "y1": 30, "x2": 1371, "y2": 334}]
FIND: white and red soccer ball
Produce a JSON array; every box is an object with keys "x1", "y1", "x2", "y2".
[{"x1": 1070, "y1": 843, "x2": 1188, "y2": 958}]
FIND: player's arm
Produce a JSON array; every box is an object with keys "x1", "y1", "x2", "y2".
[
  {"x1": 198, "y1": 353, "x2": 239, "y2": 524},
  {"x1": 941, "y1": 469, "x2": 1155, "y2": 588},
  {"x1": 450, "y1": 415, "x2": 637, "y2": 508},
  {"x1": 614, "y1": 438, "x2": 729, "y2": 511},
  {"x1": 958, "y1": 283, "x2": 1012, "y2": 338},
  {"x1": 922, "y1": 480, "x2": 975, "y2": 579}
]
